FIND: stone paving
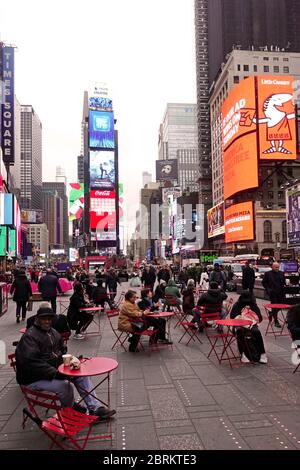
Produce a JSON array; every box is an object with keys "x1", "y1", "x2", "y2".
[{"x1": 0, "y1": 284, "x2": 300, "y2": 450}]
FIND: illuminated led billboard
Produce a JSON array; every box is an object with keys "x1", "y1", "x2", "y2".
[
  {"x1": 225, "y1": 202, "x2": 254, "y2": 244},
  {"x1": 207, "y1": 202, "x2": 225, "y2": 238},
  {"x1": 89, "y1": 96, "x2": 113, "y2": 111},
  {"x1": 69, "y1": 183, "x2": 84, "y2": 221},
  {"x1": 89, "y1": 190, "x2": 116, "y2": 230},
  {"x1": 90, "y1": 150, "x2": 115, "y2": 189},
  {"x1": 89, "y1": 111, "x2": 115, "y2": 149}
]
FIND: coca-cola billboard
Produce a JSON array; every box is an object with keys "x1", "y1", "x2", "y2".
[{"x1": 89, "y1": 190, "x2": 116, "y2": 232}]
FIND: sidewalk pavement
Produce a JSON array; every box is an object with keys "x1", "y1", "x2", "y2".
[{"x1": 1, "y1": 286, "x2": 300, "y2": 450}]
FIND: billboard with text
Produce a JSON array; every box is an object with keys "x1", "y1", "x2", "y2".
[
  {"x1": 287, "y1": 184, "x2": 300, "y2": 247},
  {"x1": 225, "y1": 202, "x2": 254, "y2": 244},
  {"x1": 208, "y1": 202, "x2": 225, "y2": 238}
]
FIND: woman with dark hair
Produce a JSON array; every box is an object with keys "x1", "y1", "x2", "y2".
[
  {"x1": 230, "y1": 290, "x2": 267, "y2": 364},
  {"x1": 10, "y1": 269, "x2": 32, "y2": 323},
  {"x1": 182, "y1": 279, "x2": 196, "y2": 317},
  {"x1": 67, "y1": 283, "x2": 93, "y2": 339}
]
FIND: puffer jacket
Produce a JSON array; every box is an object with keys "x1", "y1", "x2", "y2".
[
  {"x1": 165, "y1": 280, "x2": 181, "y2": 298},
  {"x1": 197, "y1": 288, "x2": 228, "y2": 314},
  {"x1": 10, "y1": 273, "x2": 32, "y2": 302},
  {"x1": 118, "y1": 301, "x2": 143, "y2": 333},
  {"x1": 16, "y1": 323, "x2": 66, "y2": 385}
]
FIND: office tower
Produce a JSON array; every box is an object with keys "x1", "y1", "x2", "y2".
[
  {"x1": 77, "y1": 155, "x2": 84, "y2": 183},
  {"x1": 142, "y1": 171, "x2": 152, "y2": 187},
  {"x1": 56, "y1": 166, "x2": 66, "y2": 185},
  {"x1": 20, "y1": 105, "x2": 42, "y2": 210},
  {"x1": 42, "y1": 189, "x2": 64, "y2": 249},
  {"x1": 158, "y1": 103, "x2": 198, "y2": 193},
  {"x1": 42, "y1": 182, "x2": 68, "y2": 249}
]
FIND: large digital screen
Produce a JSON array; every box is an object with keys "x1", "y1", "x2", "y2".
[
  {"x1": 69, "y1": 183, "x2": 84, "y2": 221},
  {"x1": 0, "y1": 194, "x2": 13, "y2": 225},
  {"x1": 0, "y1": 226, "x2": 7, "y2": 256},
  {"x1": 89, "y1": 190, "x2": 116, "y2": 230},
  {"x1": 89, "y1": 96, "x2": 113, "y2": 111},
  {"x1": 257, "y1": 76, "x2": 296, "y2": 160},
  {"x1": 89, "y1": 111, "x2": 115, "y2": 149},
  {"x1": 8, "y1": 227, "x2": 16, "y2": 257},
  {"x1": 208, "y1": 202, "x2": 225, "y2": 238},
  {"x1": 21, "y1": 209, "x2": 43, "y2": 224},
  {"x1": 287, "y1": 184, "x2": 300, "y2": 247},
  {"x1": 90, "y1": 150, "x2": 115, "y2": 189},
  {"x1": 222, "y1": 77, "x2": 259, "y2": 200},
  {"x1": 225, "y1": 202, "x2": 254, "y2": 244},
  {"x1": 91, "y1": 230, "x2": 117, "y2": 241}
]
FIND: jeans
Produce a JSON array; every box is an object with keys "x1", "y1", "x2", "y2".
[
  {"x1": 16, "y1": 301, "x2": 27, "y2": 319},
  {"x1": 28, "y1": 376, "x2": 100, "y2": 410}
]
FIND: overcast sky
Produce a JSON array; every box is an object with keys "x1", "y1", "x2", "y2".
[{"x1": 0, "y1": 0, "x2": 196, "y2": 241}]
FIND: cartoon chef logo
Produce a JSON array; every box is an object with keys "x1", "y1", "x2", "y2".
[{"x1": 240, "y1": 93, "x2": 295, "y2": 155}]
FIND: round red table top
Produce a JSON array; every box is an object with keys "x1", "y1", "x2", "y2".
[
  {"x1": 263, "y1": 304, "x2": 291, "y2": 309},
  {"x1": 215, "y1": 319, "x2": 252, "y2": 327},
  {"x1": 79, "y1": 306, "x2": 102, "y2": 312},
  {"x1": 58, "y1": 357, "x2": 118, "y2": 377},
  {"x1": 144, "y1": 311, "x2": 175, "y2": 318}
]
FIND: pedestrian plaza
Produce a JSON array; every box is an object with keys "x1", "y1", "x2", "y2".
[{"x1": 1, "y1": 284, "x2": 300, "y2": 451}]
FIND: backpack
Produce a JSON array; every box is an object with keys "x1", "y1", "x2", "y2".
[{"x1": 237, "y1": 329, "x2": 261, "y2": 362}]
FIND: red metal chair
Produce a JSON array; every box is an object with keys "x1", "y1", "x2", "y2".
[
  {"x1": 128, "y1": 317, "x2": 159, "y2": 354},
  {"x1": 114, "y1": 291, "x2": 125, "y2": 309},
  {"x1": 200, "y1": 308, "x2": 237, "y2": 368},
  {"x1": 178, "y1": 321, "x2": 203, "y2": 346},
  {"x1": 60, "y1": 331, "x2": 71, "y2": 346},
  {"x1": 8, "y1": 352, "x2": 16, "y2": 371},
  {"x1": 164, "y1": 294, "x2": 183, "y2": 326},
  {"x1": 21, "y1": 386, "x2": 100, "y2": 450},
  {"x1": 106, "y1": 309, "x2": 129, "y2": 351}
]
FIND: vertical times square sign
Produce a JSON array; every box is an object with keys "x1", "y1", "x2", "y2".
[{"x1": 1, "y1": 46, "x2": 15, "y2": 165}]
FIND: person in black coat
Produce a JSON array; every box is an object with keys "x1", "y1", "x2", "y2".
[
  {"x1": 38, "y1": 269, "x2": 62, "y2": 313},
  {"x1": 287, "y1": 304, "x2": 300, "y2": 341},
  {"x1": 26, "y1": 302, "x2": 71, "y2": 334},
  {"x1": 230, "y1": 290, "x2": 267, "y2": 364},
  {"x1": 16, "y1": 304, "x2": 116, "y2": 419},
  {"x1": 182, "y1": 280, "x2": 196, "y2": 316},
  {"x1": 262, "y1": 262, "x2": 286, "y2": 328},
  {"x1": 141, "y1": 266, "x2": 156, "y2": 291},
  {"x1": 67, "y1": 283, "x2": 93, "y2": 339},
  {"x1": 105, "y1": 269, "x2": 120, "y2": 301},
  {"x1": 242, "y1": 261, "x2": 256, "y2": 293},
  {"x1": 92, "y1": 280, "x2": 113, "y2": 308},
  {"x1": 153, "y1": 280, "x2": 166, "y2": 303},
  {"x1": 10, "y1": 269, "x2": 32, "y2": 323}
]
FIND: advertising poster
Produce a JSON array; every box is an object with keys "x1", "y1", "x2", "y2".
[
  {"x1": 162, "y1": 187, "x2": 182, "y2": 203},
  {"x1": 89, "y1": 111, "x2": 115, "y2": 149},
  {"x1": 207, "y1": 202, "x2": 225, "y2": 238},
  {"x1": 21, "y1": 209, "x2": 43, "y2": 224},
  {"x1": 0, "y1": 226, "x2": 7, "y2": 256},
  {"x1": 257, "y1": 76, "x2": 296, "y2": 160},
  {"x1": 89, "y1": 190, "x2": 116, "y2": 230},
  {"x1": 69, "y1": 183, "x2": 84, "y2": 221},
  {"x1": 222, "y1": 77, "x2": 259, "y2": 200},
  {"x1": 90, "y1": 150, "x2": 115, "y2": 189},
  {"x1": 287, "y1": 185, "x2": 300, "y2": 246},
  {"x1": 225, "y1": 201, "x2": 254, "y2": 243},
  {"x1": 156, "y1": 159, "x2": 178, "y2": 181}
]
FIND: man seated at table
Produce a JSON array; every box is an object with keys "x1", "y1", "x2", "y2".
[
  {"x1": 92, "y1": 280, "x2": 113, "y2": 309},
  {"x1": 67, "y1": 283, "x2": 94, "y2": 339},
  {"x1": 26, "y1": 302, "x2": 71, "y2": 334},
  {"x1": 192, "y1": 281, "x2": 228, "y2": 330},
  {"x1": 15, "y1": 304, "x2": 116, "y2": 420},
  {"x1": 118, "y1": 290, "x2": 172, "y2": 352}
]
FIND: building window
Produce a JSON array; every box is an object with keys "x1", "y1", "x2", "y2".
[
  {"x1": 263, "y1": 57, "x2": 269, "y2": 61},
  {"x1": 273, "y1": 66, "x2": 280, "y2": 73},
  {"x1": 268, "y1": 191, "x2": 274, "y2": 199},
  {"x1": 237, "y1": 64, "x2": 241, "y2": 71},
  {"x1": 264, "y1": 220, "x2": 272, "y2": 243},
  {"x1": 283, "y1": 58, "x2": 289, "y2": 62},
  {"x1": 264, "y1": 66, "x2": 269, "y2": 72},
  {"x1": 253, "y1": 65, "x2": 258, "y2": 72},
  {"x1": 282, "y1": 220, "x2": 287, "y2": 242},
  {"x1": 283, "y1": 66, "x2": 289, "y2": 73},
  {"x1": 234, "y1": 76, "x2": 239, "y2": 84},
  {"x1": 243, "y1": 65, "x2": 249, "y2": 71}
]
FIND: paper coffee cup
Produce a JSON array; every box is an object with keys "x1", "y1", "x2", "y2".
[{"x1": 62, "y1": 354, "x2": 72, "y2": 366}]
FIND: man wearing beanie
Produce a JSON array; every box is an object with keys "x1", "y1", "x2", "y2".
[{"x1": 15, "y1": 304, "x2": 116, "y2": 420}]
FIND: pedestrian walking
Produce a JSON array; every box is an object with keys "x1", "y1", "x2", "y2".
[
  {"x1": 38, "y1": 268, "x2": 62, "y2": 313},
  {"x1": 10, "y1": 269, "x2": 32, "y2": 323},
  {"x1": 262, "y1": 262, "x2": 286, "y2": 328}
]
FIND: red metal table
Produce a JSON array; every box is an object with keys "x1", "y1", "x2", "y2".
[
  {"x1": 213, "y1": 318, "x2": 253, "y2": 368},
  {"x1": 79, "y1": 306, "x2": 103, "y2": 336},
  {"x1": 144, "y1": 311, "x2": 175, "y2": 343},
  {"x1": 58, "y1": 357, "x2": 118, "y2": 442},
  {"x1": 263, "y1": 304, "x2": 291, "y2": 338}
]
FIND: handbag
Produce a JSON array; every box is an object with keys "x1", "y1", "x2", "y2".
[
  {"x1": 27, "y1": 299, "x2": 33, "y2": 311},
  {"x1": 236, "y1": 306, "x2": 259, "y2": 329}
]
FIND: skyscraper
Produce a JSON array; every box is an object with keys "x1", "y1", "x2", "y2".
[
  {"x1": 194, "y1": 0, "x2": 300, "y2": 244},
  {"x1": 42, "y1": 182, "x2": 68, "y2": 249},
  {"x1": 20, "y1": 105, "x2": 42, "y2": 210}
]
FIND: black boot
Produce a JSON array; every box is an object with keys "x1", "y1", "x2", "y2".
[{"x1": 16, "y1": 316, "x2": 20, "y2": 323}]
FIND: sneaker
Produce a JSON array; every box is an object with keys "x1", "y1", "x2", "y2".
[
  {"x1": 73, "y1": 333, "x2": 85, "y2": 340},
  {"x1": 89, "y1": 406, "x2": 116, "y2": 420},
  {"x1": 274, "y1": 321, "x2": 281, "y2": 328},
  {"x1": 241, "y1": 353, "x2": 250, "y2": 364},
  {"x1": 72, "y1": 402, "x2": 87, "y2": 414},
  {"x1": 259, "y1": 353, "x2": 268, "y2": 364},
  {"x1": 16, "y1": 316, "x2": 20, "y2": 323},
  {"x1": 158, "y1": 339, "x2": 173, "y2": 345}
]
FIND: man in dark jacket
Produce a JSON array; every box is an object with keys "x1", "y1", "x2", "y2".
[
  {"x1": 287, "y1": 304, "x2": 300, "y2": 341},
  {"x1": 192, "y1": 281, "x2": 227, "y2": 328},
  {"x1": 262, "y1": 262, "x2": 286, "y2": 328},
  {"x1": 157, "y1": 267, "x2": 170, "y2": 284},
  {"x1": 209, "y1": 263, "x2": 227, "y2": 290},
  {"x1": 105, "y1": 269, "x2": 120, "y2": 302},
  {"x1": 141, "y1": 266, "x2": 156, "y2": 291},
  {"x1": 16, "y1": 304, "x2": 116, "y2": 420},
  {"x1": 242, "y1": 261, "x2": 256, "y2": 293},
  {"x1": 38, "y1": 269, "x2": 62, "y2": 313},
  {"x1": 10, "y1": 269, "x2": 32, "y2": 323},
  {"x1": 26, "y1": 302, "x2": 71, "y2": 334}
]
